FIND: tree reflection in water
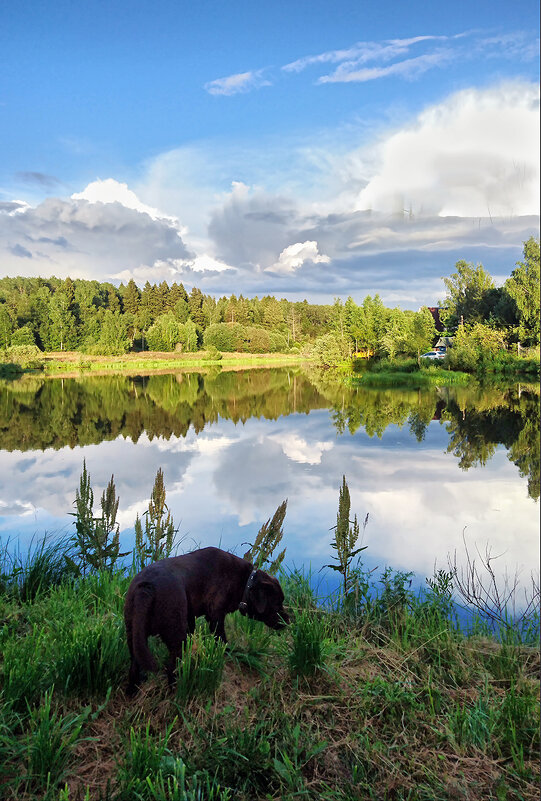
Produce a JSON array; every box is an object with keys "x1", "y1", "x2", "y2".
[{"x1": 0, "y1": 367, "x2": 538, "y2": 500}]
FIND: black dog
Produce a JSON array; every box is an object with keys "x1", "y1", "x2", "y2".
[{"x1": 124, "y1": 546, "x2": 289, "y2": 695}]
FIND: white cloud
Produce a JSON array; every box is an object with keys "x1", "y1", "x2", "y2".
[
  {"x1": 269, "y1": 433, "x2": 333, "y2": 464},
  {"x1": 356, "y1": 82, "x2": 540, "y2": 217},
  {"x1": 282, "y1": 35, "x2": 449, "y2": 74},
  {"x1": 319, "y1": 50, "x2": 451, "y2": 84},
  {"x1": 0, "y1": 192, "x2": 193, "y2": 283},
  {"x1": 72, "y1": 178, "x2": 181, "y2": 226},
  {"x1": 269, "y1": 241, "x2": 330, "y2": 274},
  {"x1": 1, "y1": 82, "x2": 538, "y2": 303},
  {"x1": 204, "y1": 70, "x2": 271, "y2": 96}
]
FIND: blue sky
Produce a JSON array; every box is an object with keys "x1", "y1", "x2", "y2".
[{"x1": 1, "y1": 0, "x2": 539, "y2": 305}]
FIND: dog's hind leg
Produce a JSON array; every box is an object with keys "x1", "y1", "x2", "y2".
[
  {"x1": 125, "y1": 618, "x2": 143, "y2": 697},
  {"x1": 162, "y1": 626, "x2": 187, "y2": 688},
  {"x1": 159, "y1": 594, "x2": 189, "y2": 688}
]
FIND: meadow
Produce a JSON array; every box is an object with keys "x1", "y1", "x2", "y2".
[{"x1": 0, "y1": 530, "x2": 539, "y2": 801}]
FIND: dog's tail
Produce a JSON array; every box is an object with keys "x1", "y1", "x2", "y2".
[{"x1": 130, "y1": 582, "x2": 159, "y2": 673}]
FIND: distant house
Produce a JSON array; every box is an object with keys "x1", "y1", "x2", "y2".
[{"x1": 435, "y1": 336, "x2": 454, "y2": 354}]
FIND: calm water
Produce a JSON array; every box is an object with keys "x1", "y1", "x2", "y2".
[{"x1": 0, "y1": 367, "x2": 538, "y2": 595}]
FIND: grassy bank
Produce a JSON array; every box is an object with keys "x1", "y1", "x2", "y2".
[
  {"x1": 0, "y1": 348, "x2": 308, "y2": 379},
  {"x1": 40, "y1": 350, "x2": 307, "y2": 377},
  {"x1": 347, "y1": 351, "x2": 540, "y2": 388},
  {"x1": 0, "y1": 539, "x2": 539, "y2": 800},
  {"x1": 349, "y1": 358, "x2": 473, "y2": 388}
]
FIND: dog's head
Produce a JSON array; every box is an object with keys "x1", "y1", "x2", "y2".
[{"x1": 243, "y1": 570, "x2": 289, "y2": 630}]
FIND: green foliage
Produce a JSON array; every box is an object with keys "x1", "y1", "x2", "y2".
[
  {"x1": 325, "y1": 476, "x2": 367, "y2": 602},
  {"x1": 0, "y1": 533, "x2": 75, "y2": 602},
  {"x1": 441, "y1": 259, "x2": 496, "y2": 328},
  {"x1": 448, "y1": 322, "x2": 506, "y2": 372},
  {"x1": 87, "y1": 310, "x2": 130, "y2": 355},
  {"x1": 0, "y1": 344, "x2": 44, "y2": 369},
  {"x1": 53, "y1": 615, "x2": 127, "y2": 696},
  {"x1": 224, "y1": 612, "x2": 272, "y2": 675},
  {"x1": 310, "y1": 332, "x2": 349, "y2": 366},
  {"x1": 68, "y1": 460, "x2": 127, "y2": 575},
  {"x1": 288, "y1": 609, "x2": 328, "y2": 677},
  {"x1": 0, "y1": 303, "x2": 12, "y2": 349},
  {"x1": 243, "y1": 499, "x2": 287, "y2": 573},
  {"x1": 174, "y1": 628, "x2": 226, "y2": 704},
  {"x1": 46, "y1": 291, "x2": 78, "y2": 351},
  {"x1": 134, "y1": 468, "x2": 177, "y2": 569},
  {"x1": 138, "y1": 760, "x2": 232, "y2": 801},
  {"x1": 504, "y1": 236, "x2": 540, "y2": 346},
  {"x1": 203, "y1": 322, "x2": 243, "y2": 352},
  {"x1": 117, "y1": 720, "x2": 176, "y2": 799},
  {"x1": 146, "y1": 312, "x2": 183, "y2": 352},
  {"x1": 10, "y1": 324, "x2": 36, "y2": 346},
  {"x1": 25, "y1": 689, "x2": 92, "y2": 794},
  {"x1": 203, "y1": 346, "x2": 223, "y2": 361}
]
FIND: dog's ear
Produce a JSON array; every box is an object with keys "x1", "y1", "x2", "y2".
[
  {"x1": 252, "y1": 573, "x2": 271, "y2": 615},
  {"x1": 254, "y1": 585, "x2": 267, "y2": 615}
]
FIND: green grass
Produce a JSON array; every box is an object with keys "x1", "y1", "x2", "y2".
[
  {"x1": 41, "y1": 351, "x2": 307, "y2": 376},
  {"x1": 0, "y1": 542, "x2": 539, "y2": 801},
  {"x1": 352, "y1": 364, "x2": 472, "y2": 388}
]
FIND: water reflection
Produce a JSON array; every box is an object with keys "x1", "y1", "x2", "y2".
[{"x1": 0, "y1": 368, "x2": 538, "y2": 590}]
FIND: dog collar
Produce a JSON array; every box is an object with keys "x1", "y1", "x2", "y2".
[{"x1": 239, "y1": 569, "x2": 258, "y2": 615}]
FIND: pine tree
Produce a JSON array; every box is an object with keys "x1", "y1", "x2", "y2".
[
  {"x1": 123, "y1": 279, "x2": 141, "y2": 315},
  {"x1": 188, "y1": 287, "x2": 206, "y2": 328}
]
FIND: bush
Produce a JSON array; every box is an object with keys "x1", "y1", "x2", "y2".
[
  {"x1": 0, "y1": 344, "x2": 44, "y2": 369},
  {"x1": 269, "y1": 330, "x2": 288, "y2": 352},
  {"x1": 311, "y1": 334, "x2": 349, "y2": 367},
  {"x1": 203, "y1": 346, "x2": 223, "y2": 361},
  {"x1": 203, "y1": 323, "x2": 243, "y2": 352},
  {"x1": 448, "y1": 323, "x2": 506, "y2": 373},
  {"x1": 10, "y1": 325, "x2": 36, "y2": 346}
]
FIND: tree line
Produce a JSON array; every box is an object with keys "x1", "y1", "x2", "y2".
[{"x1": 0, "y1": 237, "x2": 538, "y2": 358}]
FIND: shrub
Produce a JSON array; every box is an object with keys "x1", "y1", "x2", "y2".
[
  {"x1": 203, "y1": 323, "x2": 243, "y2": 352},
  {"x1": 311, "y1": 333, "x2": 349, "y2": 367},
  {"x1": 0, "y1": 344, "x2": 44, "y2": 369},
  {"x1": 10, "y1": 325, "x2": 36, "y2": 346}
]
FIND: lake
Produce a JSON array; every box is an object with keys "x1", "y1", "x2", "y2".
[{"x1": 0, "y1": 366, "x2": 538, "y2": 599}]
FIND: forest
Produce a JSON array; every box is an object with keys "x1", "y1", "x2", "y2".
[{"x1": 0, "y1": 238, "x2": 538, "y2": 361}]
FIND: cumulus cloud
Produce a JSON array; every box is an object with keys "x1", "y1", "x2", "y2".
[
  {"x1": 72, "y1": 178, "x2": 180, "y2": 225},
  {"x1": 269, "y1": 241, "x2": 330, "y2": 274},
  {"x1": 204, "y1": 69, "x2": 271, "y2": 96},
  {"x1": 1, "y1": 81, "x2": 538, "y2": 305},
  {"x1": 208, "y1": 181, "x2": 297, "y2": 269},
  {"x1": 356, "y1": 82, "x2": 540, "y2": 217},
  {"x1": 0, "y1": 189, "x2": 194, "y2": 282}
]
